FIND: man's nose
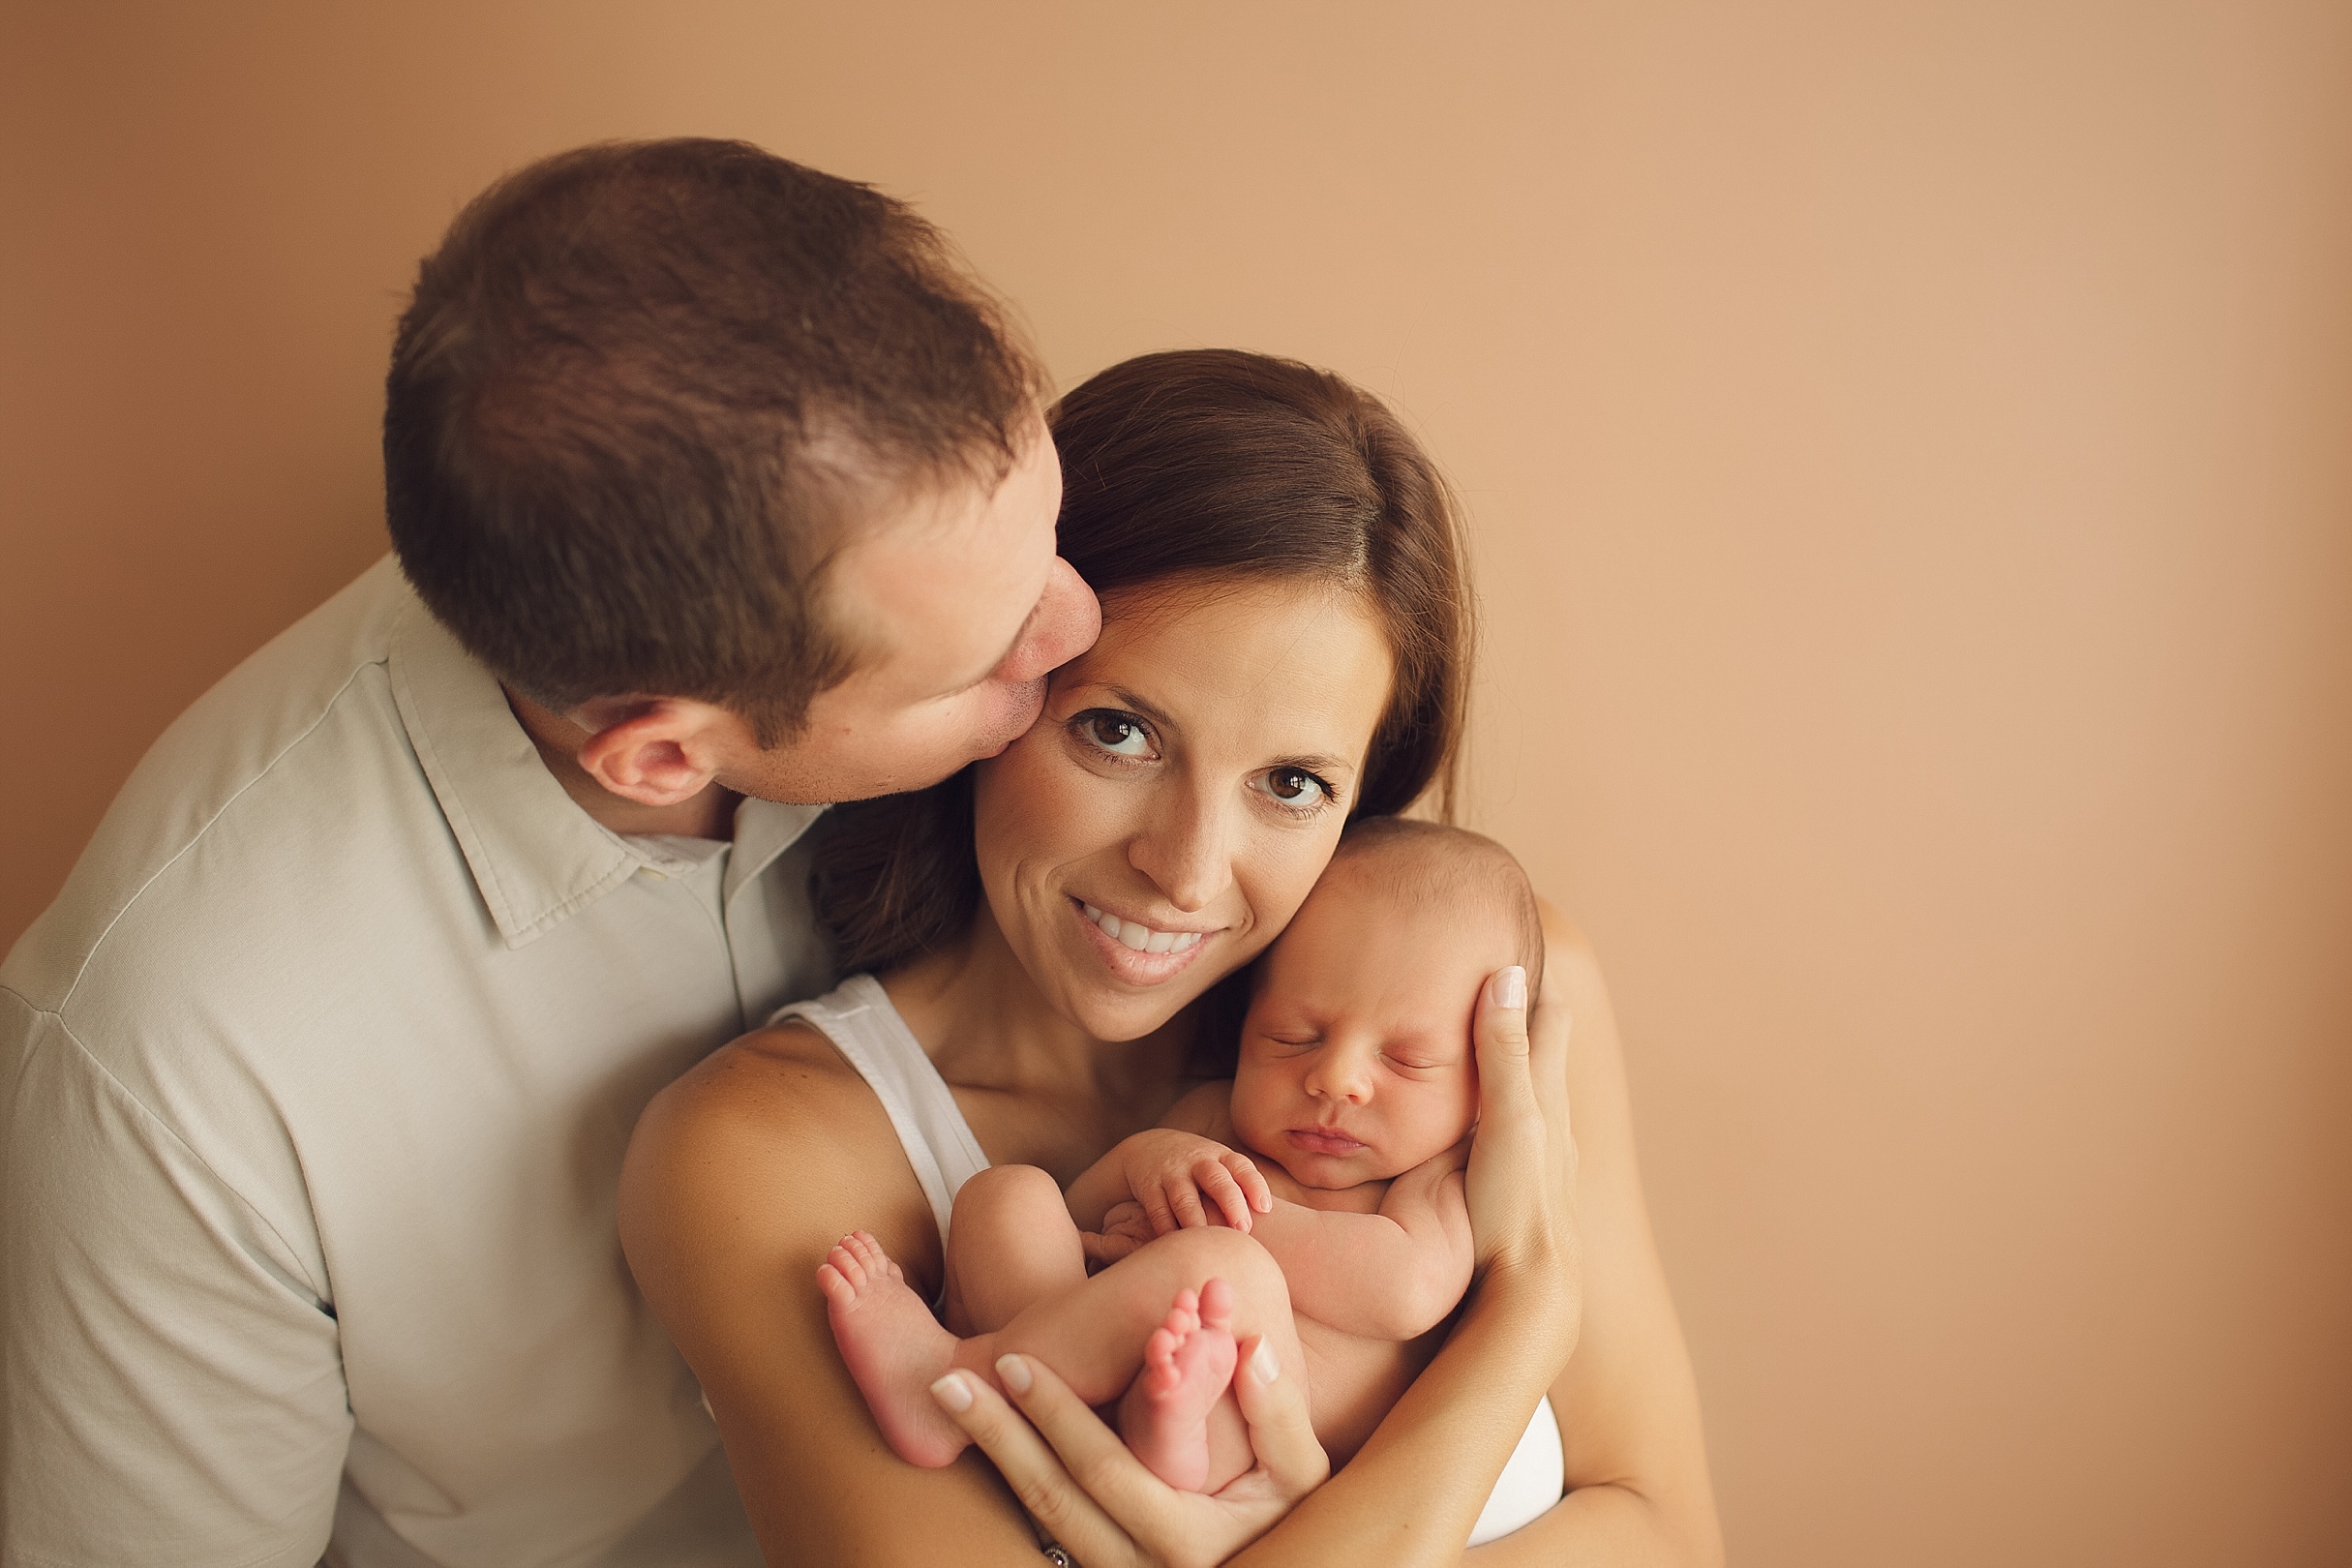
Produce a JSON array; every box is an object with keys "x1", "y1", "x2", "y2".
[{"x1": 993, "y1": 558, "x2": 1101, "y2": 685}]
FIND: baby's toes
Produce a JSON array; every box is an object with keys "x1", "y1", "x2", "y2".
[{"x1": 827, "y1": 1242, "x2": 866, "y2": 1291}]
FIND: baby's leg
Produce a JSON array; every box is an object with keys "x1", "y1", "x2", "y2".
[
  {"x1": 1116, "y1": 1280, "x2": 1255, "y2": 1492},
  {"x1": 823, "y1": 1223, "x2": 1304, "y2": 1476},
  {"x1": 959, "y1": 1224, "x2": 1306, "y2": 1408},
  {"x1": 817, "y1": 1230, "x2": 972, "y2": 1468},
  {"x1": 825, "y1": 1166, "x2": 1090, "y2": 1467},
  {"x1": 943, "y1": 1164, "x2": 1088, "y2": 1335}
]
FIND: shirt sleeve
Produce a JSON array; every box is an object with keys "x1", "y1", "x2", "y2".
[{"x1": 2, "y1": 990, "x2": 352, "y2": 1568}]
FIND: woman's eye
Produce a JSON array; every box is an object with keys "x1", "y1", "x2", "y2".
[
  {"x1": 1076, "y1": 710, "x2": 1154, "y2": 758},
  {"x1": 1254, "y1": 766, "x2": 1332, "y2": 808}
]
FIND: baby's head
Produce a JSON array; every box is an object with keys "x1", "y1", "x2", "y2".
[{"x1": 1229, "y1": 819, "x2": 1545, "y2": 1189}]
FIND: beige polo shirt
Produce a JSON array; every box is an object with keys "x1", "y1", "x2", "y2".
[{"x1": 1, "y1": 558, "x2": 830, "y2": 1568}]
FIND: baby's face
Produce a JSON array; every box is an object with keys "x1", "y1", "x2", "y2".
[{"x1": 1229, "y1": 869, "x2": 1509, "y2": 1189}]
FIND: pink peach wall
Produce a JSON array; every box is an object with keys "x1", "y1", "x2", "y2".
[{"x1": 4, "y1": 5, "x2": 2347, "y2": 1562}]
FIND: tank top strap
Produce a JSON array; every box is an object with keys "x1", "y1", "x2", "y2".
[{"x1": 768, "y1": 973, "x2": 992, "y2": 1245}]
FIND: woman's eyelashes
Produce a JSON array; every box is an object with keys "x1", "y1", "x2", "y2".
[
  {"x1": 1251, "y1": 764, "x2": 1338, "y2": 817},
  {"x1": 1070, "y1": 708, "x2": 1157, "y2": 760},
  {"x1": 1065, "y1": 709, "x2": 1342, "y2": 818}
]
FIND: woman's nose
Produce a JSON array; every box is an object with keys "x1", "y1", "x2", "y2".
[{"x1": 1126, "y1": 781, "x2": 1234, "y2": 915}]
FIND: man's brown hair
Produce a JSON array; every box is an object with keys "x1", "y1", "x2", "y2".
[{"x1": 382, "y1": 138, "x2": 1040, "y2": 741}]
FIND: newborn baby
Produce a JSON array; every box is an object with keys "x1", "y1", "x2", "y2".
[{"x1": 819, "y1": 817, "x2": 1544, "y2": 1491}]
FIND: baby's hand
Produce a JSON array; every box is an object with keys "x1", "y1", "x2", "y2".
[
  {"x1": 1118, "y1": 1129, "x2": 1273, "y2": 1235},
  {"x1": 1082, "y1": 1200, "x2": 1159, "y2": 1268}
]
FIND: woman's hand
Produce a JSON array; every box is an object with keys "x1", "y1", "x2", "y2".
[
  {"x1": 928, "y1": 1336, "x2": 1328, "y2": 1568},
  {"x1": 1463, "y1": 962, "x2": 1583, "y2": 1359}
]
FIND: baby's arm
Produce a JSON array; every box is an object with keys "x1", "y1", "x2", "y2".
[
  {"x1": 1244, "y1": 1142, "x2": 1475, "y2": 1342},
  {"x1": 1062, "y1": 1083, "x2": 1271, "y2": 1236}
]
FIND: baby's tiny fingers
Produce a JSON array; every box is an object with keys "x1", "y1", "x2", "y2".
[
  {"x1": 1224, "y1": 1153, "x2": 1274, "y2": 1213},
  {"x1": 1167, "y1": 1180, "x2": 1210, "y2": 1229},
  {"x1": 1138, "y1": 1189, "x2": 1180, "y2": 1237},
  {"x1": 1195, "y1": 1163, "x2": 1252, "y2": 1232}
]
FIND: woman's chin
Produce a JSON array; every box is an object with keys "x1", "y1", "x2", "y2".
[{"x1": 1047, "y1": 908, "x2": 1234, "y2": 1039}]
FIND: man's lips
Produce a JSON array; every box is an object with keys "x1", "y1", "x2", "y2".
[{"x1": 1283, "y1": 1126, "x2": 1369, "y2": 1157}]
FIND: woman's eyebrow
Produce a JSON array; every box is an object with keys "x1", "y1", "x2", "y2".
[{"x1": 1101, "y1": 684, "x2": 1177, "y2": 731}]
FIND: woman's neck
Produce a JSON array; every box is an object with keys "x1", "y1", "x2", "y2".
[{"x1": 878, "y1": 909, "x2": 1194, "y2": 1173}]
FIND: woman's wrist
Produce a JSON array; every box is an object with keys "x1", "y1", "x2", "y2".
[{"x1": 1462, "y1": 1245, "x2": 1583, "y2": 1372}]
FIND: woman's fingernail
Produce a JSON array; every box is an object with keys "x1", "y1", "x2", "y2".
[
  {"x1": 996, "y1": 1354, "x2": 1034, "y2": 1395},
  {"x1": 930, "y1": 1372, "x2": 974, "y2": 1412},
  {"x1": 1493, "y1": 965, "x2": 1526, "y2": 1010},
  {"x1": 1251, "y1": 1341, "x2": 1281, "y2": 1384}
]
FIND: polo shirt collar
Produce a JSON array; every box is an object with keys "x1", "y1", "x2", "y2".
[{"x1": 384, "y1": 588, "x2": 826, "y2": 949}]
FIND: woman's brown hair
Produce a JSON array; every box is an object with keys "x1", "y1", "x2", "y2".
[{"x1": 814, "y1": 348, "x2": 1475, "y2": 980}]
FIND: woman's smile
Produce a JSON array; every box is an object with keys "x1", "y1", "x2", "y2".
[{"x1": 1069, "y1": 895, "x2": 1219, "y2": 984}]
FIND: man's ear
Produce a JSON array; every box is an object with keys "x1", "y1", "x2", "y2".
[{"x1": 572, "y1": 698, "x2": 737, "y2": 808}]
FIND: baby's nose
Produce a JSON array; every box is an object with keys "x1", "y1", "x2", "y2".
[{"x1": 1307, "y1": 1056, "x2": 1373, "y2": 1102}]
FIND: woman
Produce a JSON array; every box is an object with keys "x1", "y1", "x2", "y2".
[{"x1": 620, "y1": 350, "x2": 1721, "y2": 1565}]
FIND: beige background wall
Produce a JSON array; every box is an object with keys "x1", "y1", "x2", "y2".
[{"x1": 5, "y1": 3, "x2": 2348, "y2": 1562}]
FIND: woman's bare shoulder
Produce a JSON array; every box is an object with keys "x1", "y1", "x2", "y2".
[
  {"x1": 1535, "y1": 898, "x2": 1632, "y2": 1082},
  {"x1": 637, "y1": 1020, "x2": 875, "y2": 1160},
  {"x1": 620, "y1": 1019, "x2": 926, "y2": 1289},
  {"x1": 618, "y1": 1023, "x2": 1047, "y2": 1563}
]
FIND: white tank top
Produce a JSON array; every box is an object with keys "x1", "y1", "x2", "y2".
[{"x1": 769, "y1": 974, "x2": 1562, "y2": 1545}]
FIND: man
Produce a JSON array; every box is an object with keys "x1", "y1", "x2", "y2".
[{"x1": 0, "y1": 139, "x2": 1100, "y2": 1567}]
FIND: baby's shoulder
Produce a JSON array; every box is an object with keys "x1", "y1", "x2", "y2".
[{"x1": 1159, "y1": 1077, "x2": 1238, "y2": 1139}]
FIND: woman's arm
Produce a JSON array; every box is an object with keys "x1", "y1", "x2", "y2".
[
  {"x1": 618, "y1": 1024, "x2": 1327, "y2": 1568},
  {"x1": 1462, "y1": 910, "x2": 1722, "y2": 1564},
  {"x1": 618, "y1": 1026, "x2": 1069, "y2": 1565},
  {"x1": 941, "y1": 912, "x2": 1724, "y2": 1566}
]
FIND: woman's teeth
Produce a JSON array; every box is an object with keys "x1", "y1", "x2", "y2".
[{"x1": 1080, "y1": 903, "x2": 1203, "y2": 955}]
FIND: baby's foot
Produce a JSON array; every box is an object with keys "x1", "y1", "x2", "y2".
[
  {"x1": 1122, "y1": 1279, "x2": 1240, "y2": 1492},
  {"x1": 816, "y1": 1230, "x2": 969, "y2": 1467}
]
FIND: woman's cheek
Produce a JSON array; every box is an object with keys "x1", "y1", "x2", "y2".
[{"x1": 973, "y1": 730, "x2": 1121, "y2": 874}]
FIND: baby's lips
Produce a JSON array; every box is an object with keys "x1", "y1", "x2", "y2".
[{"x1": 1284, "y1": 1126, "x2": 1369, "y2": 1156}]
